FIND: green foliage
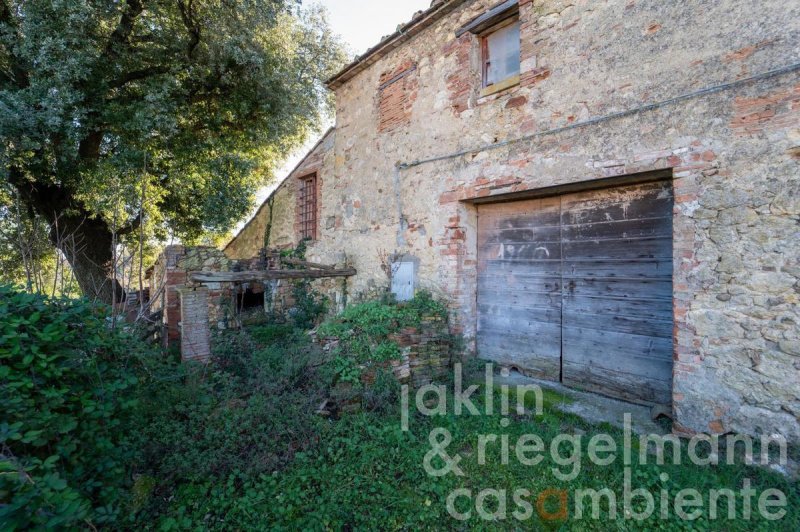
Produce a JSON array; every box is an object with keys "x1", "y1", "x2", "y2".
[
  {"x1": 0, "y1": 185, "x2": 69, "y2": 295},
  {"x1": 139, "y1": 388, "x2": 800, "y2": 530},
  {"x1": 248, "y1": 323, "x2": 297, "y2": 345},
  {"x1": 131, "y1": 326, "x2": 330, "y2": 522},
  {"x1": 283, "y1": 241, "x2": 329, "y2": 329},
  {"x1": 0, "y1": 284, "x2": 150, "y2": 527},
  {"x1": 1, "y1": 0, "x2": 347, "y2": 291},
  {"x1": 2, "y1": 285, "x2": 796, "y2": 530},
  {"x1": 361, "y1": 367, "x2": 402, "y2": 413},
  {"x1": 290, "y1": 279, "x2": 329, "y2": 330},
  {"x1": 318, "y1": 291, "x2": 449, "y2": 385}
]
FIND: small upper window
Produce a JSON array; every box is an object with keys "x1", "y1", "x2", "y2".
[
  {"x1": 481, "y1": 19, "x2": 520, "y2": 88},
  {"x1": 298, "y1": 174, "x2": 317, "y2": 241}
]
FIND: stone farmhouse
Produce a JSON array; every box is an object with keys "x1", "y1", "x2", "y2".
[{"x1": 183, "y1": 0, "x2": 800, "y2": 441}]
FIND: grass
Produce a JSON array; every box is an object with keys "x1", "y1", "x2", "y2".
[{"x1": 153, "y1": 326, "x2": 799, "y2": 530}]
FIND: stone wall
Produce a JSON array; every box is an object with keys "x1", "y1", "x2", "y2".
[
  {"x1": 149, "y1": 245, "x2": 189, "y2": 345},
  {"x1": 150, "y1": 243, "x2": 343, "y2": 359},
  {"x1": 223, "y1": 129, "x2": 335, "y2": 260},
  {"x1": 324, "y1": 311, "x2": 454, "y2": 414},
  {"x1": 228, "y1": 0, "x2": 800, "y2": 440}
]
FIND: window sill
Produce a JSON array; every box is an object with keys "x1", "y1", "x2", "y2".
[{"x1": 479, "y1": 75, "x2": 520, "y2": 98}]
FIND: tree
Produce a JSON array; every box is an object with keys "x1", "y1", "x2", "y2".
[{"x1": 0, "y1": 0, "x2": 345, "y2": 302}]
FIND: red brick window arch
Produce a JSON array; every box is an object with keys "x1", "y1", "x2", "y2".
[{"x1": 297, "y1": 173, "x2": 317, "y2": 241}]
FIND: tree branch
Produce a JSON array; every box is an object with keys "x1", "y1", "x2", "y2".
[
  {"x1": 78, "y1": 130, "x2": 103, "y2": 160},
  {"x1": 116, "y1": 213, "x2": 142, "y2": 236},
  {"x1": 177, "y1": 0, "x2": 201, "y2": 58},
  {"x1": 105, "y1": 0, "x2": 144, "y2": 58},
  {"x1": 109, "y1": 65, "x2": 171, "y2": 89}
]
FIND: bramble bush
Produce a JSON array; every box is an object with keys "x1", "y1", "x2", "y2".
[
  {"x1": 0, "y1": 284, "x2": 336, "y2": 528},
  {"x1": 2, "y1": 285, "x2": 799, "y2": 531},
  {"x1": 0, "y1": 285, "x2": 157, "y2": 528},
  {"x1": 134, "y1": 325, "x2": 329, "y2": 482},
  {"x1": 282, "y1": 240, "x2": 329, "y2": 329}
]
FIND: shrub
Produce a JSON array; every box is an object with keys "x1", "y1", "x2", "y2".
[
  {"x1": 0, "y1": 285, "x2": 153, "y2": 528},
  {"x1": 317, "y1": 290, "x2": 449, "y2": 387},
  {"x1": 131, "y1": 326, "x2": 331, "y2": 522}
]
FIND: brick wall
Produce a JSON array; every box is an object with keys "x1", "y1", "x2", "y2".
[
  {"x1": 178, "y1": 287, "x2": 211, "y2": 362},
  {"x1": 378, "y1": 60, "x2": 419, "y2": 132},
  {"x1": 149, "y1": 245, "x2": 188, "y2": 345},
  {"x1": 149, "y1": 245, "x2": 235, "y2": 349}
]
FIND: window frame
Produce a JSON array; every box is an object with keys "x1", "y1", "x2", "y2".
[
  {"x1": 297, "y1": 172, "x2": 318, "y2": 241},
  {"x1": 479, "y1": 16, "x2": 521, "y2": 96}
]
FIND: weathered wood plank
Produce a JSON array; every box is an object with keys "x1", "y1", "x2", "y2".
[
  {"x1": 562, "y1": 361, "x2": 672, "y2": 405},
  {"x1": 478, "y1": 313, "x2": 561, "y2": 335},
  {"x1": 477, "y1": 196, "x2": 562, "y2": 381},
  {"x1": 479, "y1": 274, "x2": 562, "y2": 294},
  {"x1": 563, "y1": 259, "x2": 672, "y2": 278},
  {"x1": 561, "y1": 180, "x2": 674, "y2": 405},
  {"x1": 478, "y1": 331, "x2": 562, "y2": 380},
  {"x1": 562, "y1": 310, "x2": 672, "y2": 338},
  {"x1": 561, "y1": 180, "x2": 673, "y2": 219},
  {"x1": 562, "y1": 326, "x2": 673, "y2": 369},
  {"x1": 562, "y1": 216, "x2": 672, "y2": 241},
  {"x1": 564, "y1": 277, "x2": 673, "y2": 300},
  {"x1": 562, "y1": 236, "x2": 672, "y2": 260},
  {"x1": 563, "y1": 294, "x2": 673, "y2": 321},
  {"x1": 481, "y1": 225, "x2": 562, "y2": 243},
  {"x1": 281, "y1": 258, "x2": 337, "y2": 270},
  {"x1": 478, "y1": 304, "x2": 561, "y2": 323},
  {"x1": 190, "y1": 268, "x2": 357, "y2": 282},
  {"x1": 479, "y1": 259, "x2": 562, "y2": 277}
]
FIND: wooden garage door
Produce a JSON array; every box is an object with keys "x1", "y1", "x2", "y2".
[{"x1": 477, "y1": 181, "x2": 673, "y2": 405}]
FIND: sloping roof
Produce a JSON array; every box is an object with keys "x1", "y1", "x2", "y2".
[
  {"x1": 326, "y1": 0, "x2": 473, "y2": 90},
  {"x1": 223, "y1": 128, "x2": 334, "y2": 252}
]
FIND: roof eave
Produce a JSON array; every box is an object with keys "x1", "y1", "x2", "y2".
[
  {"x1": 325, "y1": 0, "x2": 471, "y2": 90},
  {"x1": 222, "y1": 128, "x2": 335, "y2": 252}
]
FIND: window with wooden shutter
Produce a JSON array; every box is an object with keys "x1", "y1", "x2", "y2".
[
  {"x1": 482, "y1": 19, "x2": 521, "y2": 88},
  {"x1": 298, "y1": 174, "x2": 317, "y2": 241}
]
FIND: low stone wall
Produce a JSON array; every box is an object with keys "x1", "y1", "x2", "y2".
[
  {"x1": 327, "y1": 312, "x2": 453, "y2": 386},
  {"x1": 148, "y1": 245, "x2": 235, "y2": 350},
  {"x1": 386, "y1": 314, "x2": 452, "y2": 388},
  {"x1": 323, "y1": 312, "x2": 454, "y2": 415}
]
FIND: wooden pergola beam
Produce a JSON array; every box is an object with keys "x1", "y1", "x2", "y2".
[
  {"x1": 189, "y1": 268, "x2": 356, "y2": 283},
  {"x1": 281, "y1": 258, "x2": 337, "y2": 270}
]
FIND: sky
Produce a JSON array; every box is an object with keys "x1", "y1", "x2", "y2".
[
  {"x1": 318, "y1": 0, "x2": 432, "y2": 57},
  {"x1": 245, "y1": 0, "x2": 431, "y2": 221}
]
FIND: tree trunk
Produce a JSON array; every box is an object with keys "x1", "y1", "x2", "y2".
[
  {"x1": 51, "y1": 214, "x2": 124, "y2": 304},
  {"x1": 10, "y1": 167, "x2": 123, "y2": 304}
]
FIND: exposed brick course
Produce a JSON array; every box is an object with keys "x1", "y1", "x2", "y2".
[{"x1": 378, "y1": 60, "x2": 419, "y2": 132}]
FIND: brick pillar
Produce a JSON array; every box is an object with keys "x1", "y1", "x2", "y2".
[
  {"x1": 164, "y1": 270, "x2": 187, "y2": 345},
  {"x1": 177, "y1": 286, "x2": 211, "y2": 363}
]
